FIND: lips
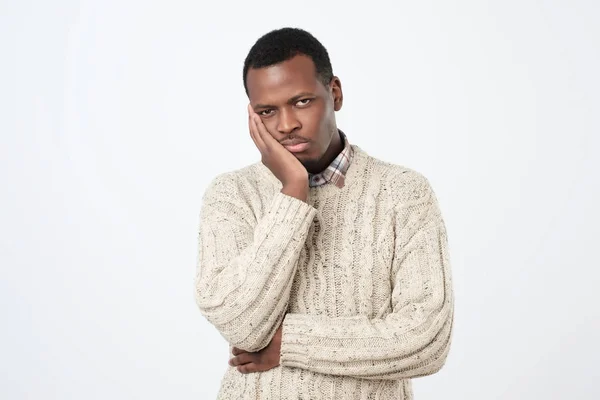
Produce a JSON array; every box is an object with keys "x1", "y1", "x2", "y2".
[{"x1": 281, "y1": 139, "x2": 310, "y2": 153}]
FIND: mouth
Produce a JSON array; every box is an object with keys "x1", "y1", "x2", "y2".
[{"x1": 281, "y1": 141, "x2": 310, "y2": 153}]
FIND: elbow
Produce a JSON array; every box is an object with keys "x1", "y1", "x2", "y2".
[
  {"x1": 415, "y1": 314, "x2": 454, "y2": 378},
  {"x1": 418, "y1": 292, "x2": 454, "y2": 377},
  {"x1": 357, "y1": 318, "x2": 454, "y2": 381},
  {"x1": 421, "y1": 342, "x2": 451, "y2": 377},
  {"x1": 389, "y1": 310, "x2": 454, "y2": 380},
  {"x1": 195, "y1": 288, "x2": 275, "y2": 353}
]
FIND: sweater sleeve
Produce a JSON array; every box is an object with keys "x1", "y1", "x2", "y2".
[
  {"x1": 279, "y1": 176, "x2": 454, "y2": 380},
  {"x1": 195, "y1": 173, "x2": 317, "y2": 352}
]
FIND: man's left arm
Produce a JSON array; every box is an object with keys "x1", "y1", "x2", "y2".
[{"x1": 279, "y1": 176, "x2": 454, "y2": 380}]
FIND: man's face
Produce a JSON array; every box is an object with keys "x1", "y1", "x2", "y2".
[{"x1": 246, "y1": 54, "x2": 343, "y2": 170}]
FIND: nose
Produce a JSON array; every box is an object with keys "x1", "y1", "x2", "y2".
[{"x1": 276, "y1": 108, "x2": 301, "y2": 135}]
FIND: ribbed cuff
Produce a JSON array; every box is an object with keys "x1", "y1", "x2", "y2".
[
  {"x1": 255, "y1": 192, "x2": 317, "y2": 240},
  {"x1": 280, "y1": 313, "x2": 323, "y2": 369}
]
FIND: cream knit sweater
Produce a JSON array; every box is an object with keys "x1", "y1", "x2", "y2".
[{"x1": 195, "y1": 145, "x2": 454, "y2": 399}]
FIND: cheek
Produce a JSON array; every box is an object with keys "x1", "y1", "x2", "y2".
[{"x1": 302, "y1": 106, "x2": 327, "y2": 134}]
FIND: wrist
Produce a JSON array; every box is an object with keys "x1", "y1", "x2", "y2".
[{"x1": 281, "y1": 183, "x2": 308, "y2": 202}]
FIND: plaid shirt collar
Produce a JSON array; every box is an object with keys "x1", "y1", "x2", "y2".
[{"x1": 308, "y1": 130, "x2": 354, "y2": 189}]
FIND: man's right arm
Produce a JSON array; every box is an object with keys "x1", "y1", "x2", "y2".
[{"x1": 195, "y1": 173, "x2": 315, "y2": 352}]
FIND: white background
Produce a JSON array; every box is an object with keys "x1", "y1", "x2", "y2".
[{"x1": 2, "y1": 1, "x2": 599, "y2": 399}]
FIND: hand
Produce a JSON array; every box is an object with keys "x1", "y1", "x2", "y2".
[
  {"x1": 247, "y1": 104, "x2": 308, "y2": 191},
  {"x1": 229, "y1": 324, "x2": 282, "y2": 374}
]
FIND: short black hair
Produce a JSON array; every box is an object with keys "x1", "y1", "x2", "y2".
[{"x1": 243, "y1": 27, "x2": 334, "y2": 95}]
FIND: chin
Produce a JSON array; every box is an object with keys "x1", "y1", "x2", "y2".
[{"x1": 299, "y1": 157, "x2": 322, "y2": 172}]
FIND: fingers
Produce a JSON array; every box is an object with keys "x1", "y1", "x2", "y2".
[
  {"x1": 228, "y1": 350, "x2": 267, "y2": 374},
  {"x1": 252, "y1": 113, "x2": 272, "y2": 145},
  {"x1": 232, "y1": 361, "x2": 268, "y2": 374},
  {"x1": 237, "y1": 363, "x2": 258, "y2": 374},
  {"x1": 248, "y1": 104, "x2": 278, "y2": 148},
  {"x1": 231, "y1": 347, "x2": 245, "y2": 356},
  {"x1": 229, "y1": 348, "x2": 276, "y2": 374},
  {"x1": 248, "y1": 104, "x2": 265, "y2": 150},
  {"x1": 229, "y1": 352, "x2": 254, "y2": 367},
  {"x1": 252, "y1": 115, "x2": 273, "y2": 150}
]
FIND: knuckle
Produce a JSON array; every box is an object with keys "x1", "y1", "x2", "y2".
[{"x1": 238, "y1": 364, "x2": 249, "y2": 374}]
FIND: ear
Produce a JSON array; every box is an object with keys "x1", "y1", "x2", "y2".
[{"x1": 330, "y1": 76, "x2": 343, "y2": 111}]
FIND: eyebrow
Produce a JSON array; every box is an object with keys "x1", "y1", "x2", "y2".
[{"x1": 254, "y1": 92, "x2": 315, "y2": 109}]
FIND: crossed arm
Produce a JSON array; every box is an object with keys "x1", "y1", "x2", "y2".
[{"x1": 196, "y1": 172, "x2": 454, "y2": 380}]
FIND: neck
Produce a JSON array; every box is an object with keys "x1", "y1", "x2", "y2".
[{"x1": 305, "y1": 129, "x2": 344, "y2": 174}]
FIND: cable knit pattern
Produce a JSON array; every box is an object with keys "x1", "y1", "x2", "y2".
[{"x1": 195, "y1": 145, "x2": 454, "y2": 399}]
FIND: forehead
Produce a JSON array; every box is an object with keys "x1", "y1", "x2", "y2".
[{"x1": 246, "y1": 54, "x2": 323, "y2": 103}]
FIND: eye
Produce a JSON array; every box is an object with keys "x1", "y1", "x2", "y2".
[
  {"x1": 258, "y1": 109, "x2": 274, "y2": 117},
  {"x1": 296, "y1": 98, "x2": 312, "y2": 107}
]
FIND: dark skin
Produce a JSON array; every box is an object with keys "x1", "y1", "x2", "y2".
[
  {"x1": 229, "y1": 54, "x2": 344, "y2": 374},
  {"x1": 248, "y1": 54, "x2": 344, "y2": 177}
]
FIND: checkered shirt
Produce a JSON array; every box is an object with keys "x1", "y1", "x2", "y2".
[{"x1": 308, "y1": 130, "x2": 354, "y2": 188}]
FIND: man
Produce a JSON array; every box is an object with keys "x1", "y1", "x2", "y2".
[{"x1": 195, "y1": 27, "x2": 454, "y2": 399}]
